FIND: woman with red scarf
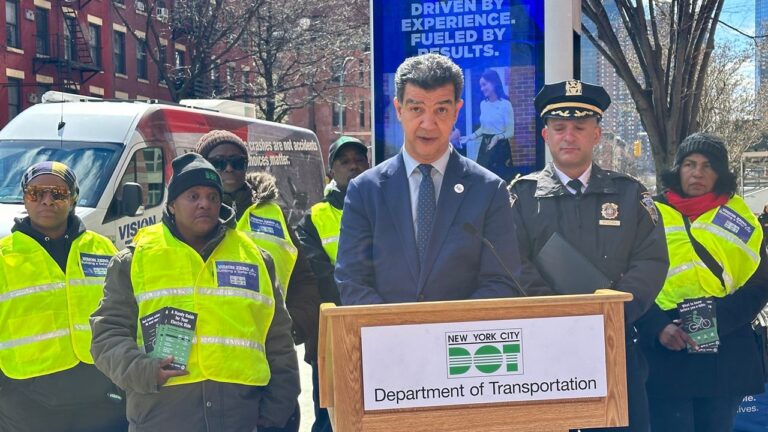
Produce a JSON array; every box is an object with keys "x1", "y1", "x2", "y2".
[{"x1": 639, "y1": 132, "x2": 768, "y2": 431}]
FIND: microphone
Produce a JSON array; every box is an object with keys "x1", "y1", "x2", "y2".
[{"x1": 463, "y1": 222, "x2": 528, "y2": 297}]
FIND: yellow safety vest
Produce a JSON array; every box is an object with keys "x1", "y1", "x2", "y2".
[
  {"x1": 0, "y1": 231, "x2": 116, "y2": 379},
  {"x1": 131, "y1": 223, "x2": 275, "y2": 386},
  {"x1": 655, "y1": 196, "x2": 762, "y2": 310},
  {"x1": 310, "y1": 202, "x2": 342, "y2": 265},
  {"x1": 236, "y1": 202, "x2": 297, "y2": 297}
]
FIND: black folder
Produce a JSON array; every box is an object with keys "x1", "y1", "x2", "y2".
[{"x1": 534, "y1": 232, "x2": 611, "y2": 295}]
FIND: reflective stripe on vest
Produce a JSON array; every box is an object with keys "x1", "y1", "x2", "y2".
[
  {"x1": 655, "y1": 196, "x2": 762, "y2": 310},
  {"x1": 0, "y1": 231, "x2": 116, "y2": 379},
  {"x1": 236, "y1": 202, "x2": 297, "y2": 297},
  {"x1": 131, "y1": 223, "x2": 275, "y2": 386},
  {"x1": 310, "y1": 202, "x2": 342, "y2": 265}
]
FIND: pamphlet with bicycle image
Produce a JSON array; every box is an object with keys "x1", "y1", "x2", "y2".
[{"x1": 678, "y1": 298, "x2": 719, "y2": 354}]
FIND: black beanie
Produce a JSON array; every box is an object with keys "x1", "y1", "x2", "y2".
[
  {"x1": 167, "y1": 153, "x2": 223, "y2": 202},
  {"x1": 674, "y1": 132, "x2": 729, "y2": 171}
]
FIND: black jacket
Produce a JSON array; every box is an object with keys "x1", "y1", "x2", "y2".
[
  {"x1": 640, "y1": 195, "x2": 768, "y2": 399},
  {"x1": 295, "y1": 185, "x2": 345, "y2": 306},
  {"x1": 508, "y1": 163, "x2": 669, "y2": 325},
  {"x1": 242, "y1": 173, "x2": 321, "y2": 364}
]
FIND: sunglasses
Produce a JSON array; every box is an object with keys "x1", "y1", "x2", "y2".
[
  {"x1": 210, "y1": 156, "x2": 248, "y2": 172},
  {"x1": 24, "y1": 185, "x2": 72, "y2": 202}
]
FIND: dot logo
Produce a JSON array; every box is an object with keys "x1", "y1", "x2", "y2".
[{"x1": 445, "y1": 329, "x2": 523, "y2": 378}]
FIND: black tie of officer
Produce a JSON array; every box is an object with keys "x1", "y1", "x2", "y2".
[{"x1": 567, "y1": 179, "x2": 583, "y2": 197}]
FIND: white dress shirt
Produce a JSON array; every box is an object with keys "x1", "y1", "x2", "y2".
[
  {"x1": 552, "y1": 164, "x2": 592, "y2": 195},
  {"x1": 402, "y1": 146, "x2": 452, "y2": 230}
]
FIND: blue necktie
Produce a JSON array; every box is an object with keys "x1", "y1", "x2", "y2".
[{"x1": 417, "y1": 164, "x2": 435, "y2": 263}]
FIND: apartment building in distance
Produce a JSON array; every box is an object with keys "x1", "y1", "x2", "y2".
[{"x1": 1, "y1": 0, "x2": 371, "y2": 161}]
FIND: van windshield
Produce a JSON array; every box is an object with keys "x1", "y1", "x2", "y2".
[{"x1": 0, "y1": 140, "x2": 123, "y2": 208}]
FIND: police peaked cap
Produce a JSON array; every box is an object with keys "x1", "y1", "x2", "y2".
[{"x1": 534, "y1": 80, "x2": 611, "y2": 119}]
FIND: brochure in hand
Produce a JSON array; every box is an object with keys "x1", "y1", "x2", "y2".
[
  {"x1": 140, "y1": 306, "x2": 197, "y2": 370},
  {"x1": 678, "y1": 298, "x2": 719, "y2": 354}
]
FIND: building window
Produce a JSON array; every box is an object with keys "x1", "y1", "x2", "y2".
[
  {"x1": 332, "y1": 102, "x2": 346, "y2": 128},
  {"x1": 174, "y1": 49, "x2": 185, "y2": 68},
  {"x1": 226, "y1": 66, "x2": 235, "y2": 94},
  {"x1": 6, "y1": 0, "x2": 19, "y2": 49},
  {"x1": 7, "y1": 78, "x2": 22, "y2": 120},
  {"x1": 359, "y1": 99, "x2": 366, "y2": 127},
  {"x1": 35, "y1": 8, "x2": 49, "y2": 55},
  {"x1": 35, "y1": 84, "x2": 51, "y2": 104},
  {"x1": 241, "y1": 70, "x2": 250, "y2": 101},
  {"x1": 210, "y1": 68, "x2": 221, "y2": 95},
  {"x1": 64, "y1": 17, "x2": 78, "y2": 60},
  {"x1": 113, "y1": 31, "x2": 126, "y2": 74},
  {"x1": 158, "y1": 44, "x2": 167, "y2": 83},
  {"x1": 88, "y1": 24, "x2": 101, "y2": 67},
  {"x1": 136, "y1": 39, "x2": 148, "y2": 80}
]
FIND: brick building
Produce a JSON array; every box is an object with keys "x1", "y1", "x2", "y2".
[
  {"x1": 1, "y1": 0, "x2": 181, "y2": 124},
  {"x1": 0, "y1": 0, "x2": 372, "y2": 167}
]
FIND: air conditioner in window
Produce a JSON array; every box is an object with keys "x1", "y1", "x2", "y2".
[
  {"x1": 156, "y1": 7, "x2": 169, "y2": 22},
  {"x1": 136, "y1": 1, "x2": 146, "y2": 12}
]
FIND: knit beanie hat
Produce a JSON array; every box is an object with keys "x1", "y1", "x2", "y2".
[
  {"x1": 195, "y1": 130, "x2": 248, "y2": 159},
  {"x1": 21, "y1": 161, "x2": 79, "y2": 200},
  {"x1": 167, "y1": 153, "x2": 223, "y2": 202},
  {"x1": 674, "y1": 132, "x2": 729, "y2": 173}
]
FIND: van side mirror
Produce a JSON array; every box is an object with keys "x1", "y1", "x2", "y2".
[{"x1": 121, "y1": 182, "x2": 144, "y2": 216}]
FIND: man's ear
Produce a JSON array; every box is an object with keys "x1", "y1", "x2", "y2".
[{"x1": 393, "y1": 97, "x2": 402, "y2": 121}]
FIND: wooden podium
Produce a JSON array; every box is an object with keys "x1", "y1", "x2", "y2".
[{"x1": 318, "y1": 289, "x2": 632, "y2": 432}]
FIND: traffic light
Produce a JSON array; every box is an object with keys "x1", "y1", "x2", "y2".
[{"x1": 633, "y1": 140, "x2": 642, "y2": 157}]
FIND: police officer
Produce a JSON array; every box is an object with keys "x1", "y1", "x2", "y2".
[
  {"x1": 0, "y1": 161, "x2": 126, "y2": 431},
  {"x1": 295, "y1": 135, "x2": 368, "y2": 432},
  {"x1": 508, "y1": 80, "x2": 669, "y2": 431},
  {"x1": 90, "y1": 153, "x2": 300, "y2": 431}
]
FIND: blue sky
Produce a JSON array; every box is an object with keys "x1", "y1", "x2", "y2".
[{"x1": 720, "y1": 0, "x2": 755, "y2": 42}]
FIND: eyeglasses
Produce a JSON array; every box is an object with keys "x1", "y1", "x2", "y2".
[
  {"x1": 24, "y1": 185, "x2": 71, "y2": 202},
  {"x1": 210, "y1": 156, "x2": 248, "y2": 172}
]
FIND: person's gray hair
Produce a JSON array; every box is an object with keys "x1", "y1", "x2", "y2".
[{"x1": 394, "y1": 53, "x2": 464, "y2": 102}]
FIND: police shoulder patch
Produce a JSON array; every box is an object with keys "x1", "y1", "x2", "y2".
[{"x1": 640, "y1": 192, "x2": 659, "y2": 225}]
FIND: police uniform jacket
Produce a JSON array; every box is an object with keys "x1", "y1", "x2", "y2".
[{"x1": 508, "y1": 163, "x2": 669, "y2": 326}]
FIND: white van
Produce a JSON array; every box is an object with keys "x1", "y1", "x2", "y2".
[{"x1": 0, "y1": 93, "x2": 325, "y2": 248}]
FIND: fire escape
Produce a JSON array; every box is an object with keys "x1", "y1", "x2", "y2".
[{"x1": 33, "y1": 0, "x2": 100, "y2": 92}]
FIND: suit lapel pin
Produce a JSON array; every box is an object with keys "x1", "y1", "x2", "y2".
[{"x1": 454, "y1": 184, "x2": 464, "y2": 193}]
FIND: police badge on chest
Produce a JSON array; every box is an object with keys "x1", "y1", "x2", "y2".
[{"x1": 599, "y1": 202, "x2": 620, "y2": 226}]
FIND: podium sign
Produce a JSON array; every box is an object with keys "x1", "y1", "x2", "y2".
[
  {"x1": 361, "y1": 315, "x2": 606, "y2": 410},
  {"x1": 318, "y1": 290, "x2": 632, "y2": 432}
]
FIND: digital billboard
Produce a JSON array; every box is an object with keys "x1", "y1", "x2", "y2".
[{"x1": 372, "y1": 0, "x2": 545, "y2": 180}]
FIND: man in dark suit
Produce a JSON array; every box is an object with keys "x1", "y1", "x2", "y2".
[{"x1": 335, "y1": 53, "x2": 522, "y2": 305}]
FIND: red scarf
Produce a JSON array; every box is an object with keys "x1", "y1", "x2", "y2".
[{"x1": 665, "y1": 190, "x2": 729, "y2": 221}]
